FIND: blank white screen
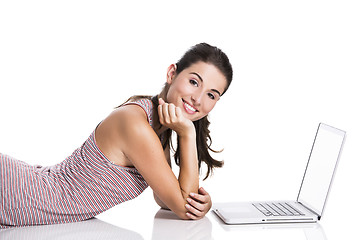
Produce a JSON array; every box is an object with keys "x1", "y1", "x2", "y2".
[{"x1": 297, "y1": 124, "x2": 345, "y2": 216}]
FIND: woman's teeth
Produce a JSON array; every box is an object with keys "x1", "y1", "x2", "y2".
[{"x1": 184, "y1": 101, "x2": 197, "y2": 113}]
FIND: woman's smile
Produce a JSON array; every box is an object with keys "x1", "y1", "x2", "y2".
[{"x1": 182, "y1": 99, "x2": 198, "y2": 115}]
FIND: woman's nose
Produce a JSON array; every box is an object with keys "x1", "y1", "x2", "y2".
[{"x1": 191, "y1": 91, "x2": 203, "y2": 106}]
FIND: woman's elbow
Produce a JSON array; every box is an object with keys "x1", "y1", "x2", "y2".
[
  {"x1": 176, "y1": 211, "x2": 190, "y2": 220},
  {"x1": 173, "y1": 206, "x2": 192, "y2": 220}
]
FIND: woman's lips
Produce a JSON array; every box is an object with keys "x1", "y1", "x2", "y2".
[{"x1": 182, "y1": 99, "x2": 198, "y2": 115}]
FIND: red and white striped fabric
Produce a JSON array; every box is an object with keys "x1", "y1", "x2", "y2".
[{"x1": 0, "y1": 98, "x2": 153, "y2": 228}]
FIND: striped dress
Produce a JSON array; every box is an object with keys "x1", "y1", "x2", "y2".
[{"x1": 0, "y1": 99, "x2": 153, "y2": 228}]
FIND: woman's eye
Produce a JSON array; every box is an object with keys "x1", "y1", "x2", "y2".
[
  {"x1": 207, "y1": 93, "x2": 215, "y2": 100},
  {"x1": 189, "y1": 79, "x2": 198, "y2": 87}
]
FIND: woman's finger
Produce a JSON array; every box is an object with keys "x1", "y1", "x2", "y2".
[
  {"x1": 161, "y1": 103, "x2": 170, "y2": 124},
  {"x1": 189, "y1": 192, "x2": 207, "y2": 203},
  {"x1": 175, "y1": 106, "x2": 183, "y2": 119},
  {"x1": 158, "y1": 98, "x2": 165, "y2": 105},
  {"x1": 187, "y1": 197, "x2": 205, "y2": 212},
  {"x1": 168, "y1": 103, "x2": 177, "y2": 121},
  {"x1": 185, "y1": 203, "x2": 203, "y2": 218},
  {"x1": 186, "y1": 212, "x2": 201, "y2": 220},
  {"x1": 198, "y1": 187, "x2": 209, "y2": 196},
  {"x1": 158, "y1": 104, "x2": 164, "y2": 125}
]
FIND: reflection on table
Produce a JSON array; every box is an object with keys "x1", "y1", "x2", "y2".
[
  {"x1": 1, "y1": 208, "x2": 328, "y2": 240},
  {"x1": 0, "y1": 218, "x2": 143, "y2": 240},
  {"x1": 151, "y1": 209, "x2": 212, "y2": 240},
  {"x1": 151, "y1": 208, "x2": 327, "y2": 240}
]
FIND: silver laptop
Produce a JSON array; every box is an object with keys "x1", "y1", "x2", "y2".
[{"x1": 213, "y1": 123, "x2": 346, "y2": 224}]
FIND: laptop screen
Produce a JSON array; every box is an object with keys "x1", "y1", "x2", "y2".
[{"x1": 297, "y1": 123, "x2": 346, "y2": 217}]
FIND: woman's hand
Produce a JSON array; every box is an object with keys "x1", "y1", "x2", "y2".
[
  {"x1": 158, "y1": 98, "x2": 195, "y2": 137},
  {"x1": 185, "y1": 187, "x2": 212, "y2": 220}
]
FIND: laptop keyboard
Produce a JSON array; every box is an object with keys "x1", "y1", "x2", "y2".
[{"x1": 253, "y1": 202, "x2": 305, "y2": 216}]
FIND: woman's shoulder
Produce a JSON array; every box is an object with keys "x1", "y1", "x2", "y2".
[
  {"x1": 110, "y1": 100, "x2": 160, "y2": 153},
  {"x1": 112, "y1": 101, "x2": 151, "y2": 128},
  {"x1": 95, "y1": 98, "x2": 156, "y2": 149},
  {"x1": 122, "y1": 98, "x2": 154, "y2": 126},
  {"x1": 94, "y1": 98, "x2": 158, "y2": 167}
]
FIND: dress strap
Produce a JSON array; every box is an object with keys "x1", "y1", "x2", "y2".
[{"x1": 124, "y1": 98, "x2": 154, "y2": 127}]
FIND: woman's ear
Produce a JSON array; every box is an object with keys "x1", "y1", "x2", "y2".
[{"x1": 166, "y1": 64, "x2": 177, "y2": 84}]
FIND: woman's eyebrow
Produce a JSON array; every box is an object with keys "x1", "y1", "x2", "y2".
[
  {"x1": 212, "y1": 89, "x2": 221, "y2": 96},
  {"x1": 190, "y1": 72, "x2": 203, "y2": 82},
  {"x1": 190, "y1": 72, "x2": 222, "y2": 96}
]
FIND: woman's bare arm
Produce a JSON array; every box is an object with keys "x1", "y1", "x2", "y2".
[
  {"x1": 157, "y1": 99, "x2": 199, "y2": 200},
  {"x1": 111, "y1": 104, "x2": 199, "y2": 219},
  {"x1": 152, "y1": 139, "x2": 212, "y2": 220},
  {"x1": 153, "y1": 144, "x2": 171, "y2": 210},
  {"x1": 151, "y1": 126, "x2": 212, "y2": 220}
]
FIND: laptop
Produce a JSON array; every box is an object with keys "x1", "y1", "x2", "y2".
[{"x1": 213, "y1": 123, "x2": 346, "y2": 224}]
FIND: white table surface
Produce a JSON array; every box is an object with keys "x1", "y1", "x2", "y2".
[{"x1": 1, "y1": 186, "x2": 357, "y2": 240}]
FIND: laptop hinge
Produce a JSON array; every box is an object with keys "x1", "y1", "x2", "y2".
[{"x1": 298, "y1": 202, "x2": 321, "y2": 220}]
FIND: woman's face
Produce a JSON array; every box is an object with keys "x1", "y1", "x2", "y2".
[{"x1": 166, "y1": 61, "x2": 227, "y2": 121}]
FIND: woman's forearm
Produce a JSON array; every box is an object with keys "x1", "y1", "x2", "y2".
[
  {"x1": 156, "y1": 98, "x2": 200, "y2": 217},
  {"x1": 178, "y1": 132, "x2": 199, "y2": 199},
  {"x1": 153, "y1": 134, "x2": 198, "y2": 211}
]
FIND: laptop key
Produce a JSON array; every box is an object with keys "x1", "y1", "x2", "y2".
[
  {"x1": 265, "y1": 203, "x2": 281, "y2": 216},
  {"x1": 284, "y1": 203, "x2": 304, "y2": 215},
  {"x1": 252, "y1": 203, "x2": 272, "y2": 216},
  {"x1": 276, "y1": 203, "x2": 294, "y2": 215},
  {"x1": 271, "y1": 203, "x2": 288, "y2": 216}
]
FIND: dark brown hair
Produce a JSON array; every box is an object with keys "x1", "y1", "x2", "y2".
[{"x1": 122, "y1": 43, "x2": 233, "y2": 180}]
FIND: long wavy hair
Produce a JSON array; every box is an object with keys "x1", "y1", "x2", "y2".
[{"x1": 121, "y1": 43, "x2": 233, "y2": 180}]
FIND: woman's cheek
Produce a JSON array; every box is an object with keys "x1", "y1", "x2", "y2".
[
  {"x1": 201, "y1": 103, "x2": 216, "y2": 116},
  {"x1": 208, "y1": 100, "x2": 218, "y2": 111}
]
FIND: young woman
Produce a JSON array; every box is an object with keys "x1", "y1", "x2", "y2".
[{"x1": 0, "y1": 43, "x2": 233, "y2": 227}]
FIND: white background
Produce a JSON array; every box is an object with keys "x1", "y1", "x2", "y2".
[{"x1": 1, "y1": 1, "x2": 359, "y2": 239}]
